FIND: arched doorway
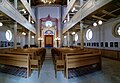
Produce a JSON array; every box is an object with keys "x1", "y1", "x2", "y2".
[
  {"x1": 44, "y1": 30, "x2": 54, "y2": 48},
  {"x1": 40, "y1": 15, "x2": 58, "y2": 48}
]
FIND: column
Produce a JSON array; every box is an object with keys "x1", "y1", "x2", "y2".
[
  {"x1": 28, "y1": 31, "x2": 31, "y2": 47},
  {"x1": 14, "y1": 0, "x2": 17, "y2": 49},
  {"x1": 20, "y1": 33, "x2": 23, "y2": 48},
  {"x1": 28, "y1": 0, "x2": 31, "y2": 23},
  {"x1": 67, "y1": 31, "x2": 70, "y2": 47},
  {"x1": 80, "y1": 22, "x2": 84, "y2": 49},
  {"x1": 14, "y1": 22, "x2": 17, "y2": 49},
  {"x1": 54, "y1": 30, "x2": 57, "y2": 47},
  {"x1": 80, "y1": 0, "x2": 84, "y2": 7},
  {"x1": 67, "y1": 0, "x2": 70, "y2": 5},
  {"x1": 67, "y1": 0, "x2": 70, "y2": 22}
]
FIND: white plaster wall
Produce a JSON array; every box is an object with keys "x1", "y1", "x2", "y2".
[
  {"x1": 0, "y1": 26, "x2": 14, "y2": 42},
  {"x1": 34, "y1": 6, "x2": 62, "y2": 47},
  {"x1": 0, "y1": 26, "x2": 21, "y2": 48},
  {"x1": 83, "y1": 17, "x2": 120, "y2": 50}
]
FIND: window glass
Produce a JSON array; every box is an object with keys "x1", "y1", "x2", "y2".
[
  {"x1": 86, "y1": 29, "x2": 93, "y2": 40},
  {"x1": 45, "y1": 21, "x2": 53, "y2": 27},
  {"x1": 113, "y1": 23, "x2": 120, "y2": 37},
  {"x1": 75, "y1": 33, "x2": 78, "y2": 41},
  {"x1": 6, "y1": 30, "x2": 12, "y2": 41}
]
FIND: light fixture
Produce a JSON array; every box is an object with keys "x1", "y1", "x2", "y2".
[
  {"x1": 24, "y1": 10, "x2": 27, "y2": 14},
  {"x1": 38, "y1": 37, "x2": 43, "y2": 41},
  {"x1": 22, "y1": 32, "x2": 26, "y2": 35},
  {"x1": 0, "y1": 22, "x2": 3, "y2": 26},
  {"x1": 55, "y1": 37, "x2": 60, "y2": 41},
  {"x1": 98, "y1": 20, "x2": 102, "y2": 25},
  {"x1": 64, "y1": 20, "x2": 67, "y2": 23},
  {"x1": 64, "y1": 36, "x2": 66, "y2": 38},
  {"x1": 93, "y1": 22, "x2": 97, "y2": 26},
  {"x1": 32, "y1": 36, "x2": 34, "y2": 38},
  {"x1": 71, "y1": 7, "x2": 76, "y2": 12},
  {"x1": 31, "y1": 21, "x2": 34, "y2": 24},
  {"x1": 20, "y1": 9, "x2": 26, "y2": 14},
  {"x1": 41, "y1": 0, "x2": 56, "y2": 4},
  {"x1": 71, "y1": 7, "x2": 78, "y2": 12},
  {"x1": 72, "y1": 32, "x2": 75, "y2": 35}
]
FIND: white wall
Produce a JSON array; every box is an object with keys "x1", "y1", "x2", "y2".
[
  {"x1": 63, "y1": 17, "x2": 120, "y2": 50},
  {"x1": 34, "y1": 6, "x2": 63, "y2": 47},
  {"x1": 0, "y1": 25, "x2": 21, "y2": 48},
  {"x1": 0, "y1": 26, "x2": 14, "y2": 42},
  {"x1": 83, "y1": 17, "x2": 120, "y2": 50},
  {"x1": 36, "y1": 6, "x2": 61, "y2": 37}
]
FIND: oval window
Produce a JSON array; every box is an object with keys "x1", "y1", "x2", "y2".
[
  {"x1": 75, "y1": 33, "x2": 78, "y2": 41},
  {"x1": 113, "y1": 23, "x2": 120, "y2": 37},
  {"x1": 86, "y1": 29, "x2": 93, "y2": 40},
  {"x1": 45, "y1": 21, "x2": 53, "y2": 27},
  {"x1": 6, "y1": 30, "x2": 12, "y2": 41}
]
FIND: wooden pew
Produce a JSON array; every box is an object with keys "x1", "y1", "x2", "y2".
[
  {"x1": 0, "y1": 48, "x2": 46, "y2": 78},
  {"x1": 65, "y1": 53, "x2": 101, "y2": 78},
  {"x1": 52, "y1": 47, "x2": 101, "y2": 78},
  {"x1": 0, "y1": 53, "x2": 30, "y2": 77}
]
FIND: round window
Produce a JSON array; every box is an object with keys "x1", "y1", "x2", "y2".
[
  {"x1": 45, "y1": 21, "x2": 53, "y2": 27},
  {"x1": 6, "y1": 30, "x2": 12, "y2": 41},
  {"x1": 75, "y1": 33, "x2": 78, "y2": 41},
  {"x1": 113, "y1": 23, "x2": 120, "y2": 37},
  {"x1": 118, "y1": 27, "x2": 120, "y2": 35},
  {"x1": 86, "y1": 29, "x2": 93, "y2": 40}
]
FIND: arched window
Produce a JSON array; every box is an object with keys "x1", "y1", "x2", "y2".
[
  {"x1": 6, "y1": 30, "x2": 12, "y2": 41},
  {"x1": 45, "y1": 21, "x2": 53, "y2": 27},
  {"x1": 86, "y1": 29, "x2": 93, "y2": 40}
]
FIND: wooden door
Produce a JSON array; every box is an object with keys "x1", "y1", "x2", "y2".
[{"x1": 45, "y1": 35, "x2": 53, "y2": 48}]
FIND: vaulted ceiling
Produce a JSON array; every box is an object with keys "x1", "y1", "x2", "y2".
[{"x1": 31, "y1": 0, "x2": 67, "y2": 6}]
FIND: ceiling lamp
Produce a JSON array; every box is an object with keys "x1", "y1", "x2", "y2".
[
  {"x1": 0, "y1": 22, "x2": 3, "y2": 26},
  {"x1": 64, "y1": 36, "x2": 66, "y2": 38},
  {"x1": 31, "y1": 21, "x2": 34, "y2": 24},
  {"x1": 98, "y1": 20, "x2": 102, "y2": 25},
  {"x1": 32, "y1": 36, "x2": 34, "y2": 38},
  {"x1": 72, "y1": 32, "x2": 75, "y2": 35},
  {"x1": 93, "y1": 22, "x2": 97, "y2": 27},
  {"x1": 22, "y1": 32, "x2": 26, "y2": 35},
  {"x1": 41, "y1": 0, "x2": 56, "y2": 4}
]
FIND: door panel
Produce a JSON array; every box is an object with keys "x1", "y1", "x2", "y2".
[{"x1": 45, "y1": 35, "x2": 53, "y2": 48}]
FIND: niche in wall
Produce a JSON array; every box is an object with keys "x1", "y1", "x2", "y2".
[
  {"x1": 84, "y1": 43, "x2": 86, "y2": 46},
  {"x1": 92, "y1": 43, "x2": 94, "y2": 46},
  {"x1": 94, "y1": 42, "x2": 96, "y2": 46},
  {"x1": 105, "y1": 42, "x2": 108, "y2": 47},
  {"x1": 89, "y1": 43, "x2": 91, "y2": 46},
  {"x1": 87, "y1": 43, "x2": 89, "y2": 46},
  {"x1": 97, "y1": 42, "x2": 99, "y2": 47},
  {"x1": 114, "y1": 42, "x2": 118, "y2": 47},
  {"x1": 0, "y1": 41, "x2": 14, "y2": 48},
  {"x1": 101, "y1": 42, "x2": 103, "y2": 47},
  {"x1": 77, "y1": 43, "x2": 81, "y2": 45},
  {"x1": 110, "y1": 42, "x2": 113, "y2": 47}
]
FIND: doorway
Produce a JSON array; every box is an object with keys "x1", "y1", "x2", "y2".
[{"x1": 44, "y1": 35, "x2": 53, "y2": 48}]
